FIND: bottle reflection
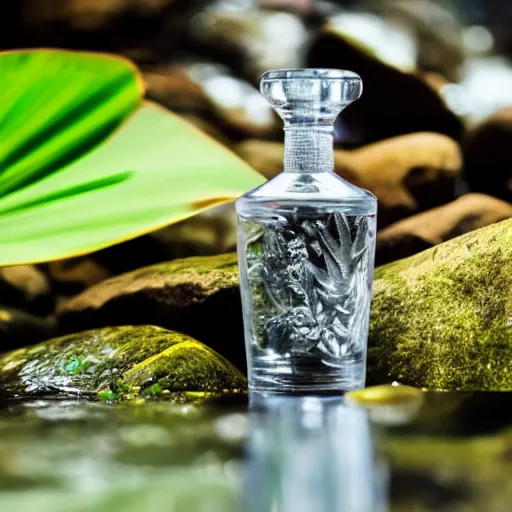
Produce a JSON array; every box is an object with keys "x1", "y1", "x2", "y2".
[{"x1": 241, "y1": 396, "x2": 388, "y2": 512}]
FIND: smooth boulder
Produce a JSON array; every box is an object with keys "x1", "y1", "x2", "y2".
[
  {"x1": 463, "y1": 108, "x2": 512, "y2": 202},
  {"x1": 376, "y1": 193, "x2": 512, "y2": 264},
  {"x1": 307, "y1": 28, "x2": 463, "y2": 144},
  {"x1": 237, "y1": 132, "x2": 462, "y2": 228},
  {"x1": 0, "y1": 265, "x2": 52, "y2": 314},
  {"x1": 0, "y1": 325, "x2": 245, "y2": 400},
  {"x1": 58, "y1": 253, "x2": 245, "y2": 370},
  {"x1": 369, "y1": 217, "x2": 512, "y2": 390}
]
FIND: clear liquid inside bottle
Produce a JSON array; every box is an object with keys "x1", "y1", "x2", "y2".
[{"x1": 236, "y1": 69, "x2": 377, "y2": 394}]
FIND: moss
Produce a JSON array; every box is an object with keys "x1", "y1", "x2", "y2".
[
  {"x1": 121, "y1": 340, "x2": 246, "y2": 397},
  {"x1": 60, "y1": 253, "x2": 240, "y2": 316},
  {"x1": 368, "y1": 218, "x2": 512, "y2": 390},
  {"x1": 0, "y1": 325, "x2": 246, "y2": 401}
]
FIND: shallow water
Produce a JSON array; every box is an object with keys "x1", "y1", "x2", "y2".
[{"x1": 1, "y1": 393, "x2": 512, "y2": 511}]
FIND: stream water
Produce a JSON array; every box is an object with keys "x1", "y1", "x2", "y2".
[{"x1": 1, "y1": 393, "x2": 512, "y2": 511}]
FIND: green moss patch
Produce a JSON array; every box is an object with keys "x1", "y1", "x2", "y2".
[
  {"x1": 368, "y1": 218, "x2": 512, "y2": 390},
  {"x1": 0, "y1": 325, "x2": 246, "y2": 401}
]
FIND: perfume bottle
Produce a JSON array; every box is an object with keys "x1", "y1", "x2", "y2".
[{"x1": 236, "y1": 69, "x2": 377, "y2": 395}]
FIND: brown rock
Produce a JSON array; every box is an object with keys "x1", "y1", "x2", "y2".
[
  {"x1": 307, "y1": 28, "x2": 463, "y2": 144},
  {"x1": 17, "y1": 0, "x2": 185, "y2": 57},
  {"x1": 47, "y1": 258, "x2": 111, "y2": 297},
  {"x1": 371, "y1": 0, "x2": 464, "y2": 82},
  {"x1": 376, "y1": 194, "x2": 512, "y2": 265},
  {"x1": 341, "y1": 132, "x2": 462, "y2": 226},
  {"x1": 144, "y1": 68, "x2": 212, "y2": 113},
  {"x1": 0, "y1": 305, "x2": 56, "y2": 352},
  {"x1": 0, "y1": 266, "x2": 52, "y2": 314},
  {"x1": 150, "y1": 203, "x2": 237, "y2": 259},
  {"x1": 235, "y1": 140, "x2": 284, "y2": 180},
  {"x1": 145, "y1": 63, "x2": 278, "y2": 140},
  {"x1": 463, "y1": 108, "x2": 512, "y2": 203},
  {"x1": 236, "y1": 132, "x2": 462, "y2": 227},
  {"x1": 57, "y1": 253, "x2": 245, "y2": 370},
  {"x1": 188, "y1": 9, "x2": 309, "y2": 83},
  {"x1": 48, "y1": 212, "x2": 239, "y2": 303}
]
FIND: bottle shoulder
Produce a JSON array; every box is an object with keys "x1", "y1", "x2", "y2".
[{"x1": 236, "y1": 171, "x2": 377, "y2": 217}]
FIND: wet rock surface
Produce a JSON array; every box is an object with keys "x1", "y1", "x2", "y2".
[
  {"x1": 0, "y1": 325, "x2": 245, "y2": 400},
  {"x1": 58, "y1": 254, "x2": 245, "y2": 370},
  {"x1": 369, "y1": 218, "x2": 512, "y2": 390}
]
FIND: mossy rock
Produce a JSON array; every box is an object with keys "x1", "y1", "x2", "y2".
[
  {"x1": 368, "y1": 218, "x2": 512, "y2": 390},
  {"x1": 0, "y1": 325, "x2": 246, "y2": 401},
  {"x1": 58, "y1": 253, "x2": 245, "y2": 371}
]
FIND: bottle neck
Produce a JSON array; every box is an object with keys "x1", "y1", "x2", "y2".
[{"x1": 284, "y1": 126, "x2": 334, "y2": 173}]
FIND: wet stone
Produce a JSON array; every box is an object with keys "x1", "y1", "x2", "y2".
[
  {"x1": 0, "y1": 325, "x2": 246, "y2": 401},
  {"x1": 463, "y1": 108, "x2": 512, "y2": 203},
  {"x1": 58, "y1": 253, "x2": 246, "y2": 371}
]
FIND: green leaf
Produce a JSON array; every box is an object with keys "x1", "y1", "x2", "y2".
[
  {"x1": 0, "y1": 49, "x2": 143, "y2": 197},
  {"x1": 0, "y1": 50, "x2": 265, "y2": 266},
  {"x1": 0, "y1": 102, "x2": 264, "y2": 265}
]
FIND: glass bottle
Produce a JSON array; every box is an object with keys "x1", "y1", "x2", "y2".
[{"x1": 236, "y1": 69, "x2": 377, "y2": 395}]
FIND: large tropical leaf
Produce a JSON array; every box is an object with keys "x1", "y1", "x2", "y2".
[
  {"x1": 0, "y1": 49, "x2": 143, "y2": 197},
  {"x1": 0, "y1": 102, "x2": 264, "y2": 265},
  {"x1": 0, "y1": 50, "x2": 265, "y2": 266}
]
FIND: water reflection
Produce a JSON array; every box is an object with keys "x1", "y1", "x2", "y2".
[{"x1": 242, "y1": 396, "x2": 388, "y2": 512}]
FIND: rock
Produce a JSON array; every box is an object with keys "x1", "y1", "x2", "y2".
[
  {"x1": 370, "y1": 0, "x2": 465, "y2": 82},
  {"x1": 0, "y1": 306, "x2": 56, "y2": 352},
  {"x1": 144, "y1": 67, "x2": 212, "y2": 113},
  {"x1": 0, "y1": 325, "x2": 245, "y2": 400},
  {"x1": 368, "y1": 217, "x2": 512, "y2": 390},
  {"x1": 237, "y1": 133, "x2": 462, "y2": 227},
  {"x1": 145, "y1": 63, "x2": 278, "y2": 140},
  {"x1": 48, "y1": 205, "x2": 239, "y2": 303},
  {"x1": 58, "y1": 253, "x2": 246, "y2": 370},
  {"x1": 184, "y1": 62, "x2": 278, "y2": 139},
  {"x1": 235, "y1": 140, "x2": 285, "y2": 179},
  {"x1": 47, "y1": 258, "x2": 111, "y2": 297},
  {"x1": 17, "y1": 0, "x2": 186, "y2": 58},
  {"x1": 150, "y1": 203, "x2": 237, "y2": 259},
  {"x1": 338, "y1": 132, "x2": 462, "y2": 226},
  {"x1": 463, "y1": 108, "x2": 512, "y2": 203},
  {"x1": 188, "y1": 9, "x2": 309, "y2": 83},
  {"x1": 307, "y1": 28, "x2": 463, "y2": 144},
  {"x1": 376, "y1": 194, "x2": 512, "y2": 265},
  {"x1": 0, "y1": 266, "x2": 52, "y2": 314}
]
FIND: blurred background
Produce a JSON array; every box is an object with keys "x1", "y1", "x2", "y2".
[{"x1": 3, "y1": 0, "x2": 512, "y2": 288}]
